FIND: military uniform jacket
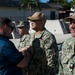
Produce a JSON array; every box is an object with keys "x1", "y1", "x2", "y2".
[
  {"x1": 28, "y1": 28, "x2": 58, "y2": 75},
  {"x1": 58, "y1": 37, "x2": 75, "y2": 75},
  {"x1": 18, "y1": 34, "x2": 31, "y2": 75},
  {"x1": 18, "y1": 34, "x2": 31, "y2": 50}
]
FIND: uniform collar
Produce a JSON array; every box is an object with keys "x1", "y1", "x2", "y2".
[
  {"x1": 34, "y1": 28, "x2": 46, "y2": 39},
  {"x1": 20, "y1": 34, "x2": 29, "y2": 41}
]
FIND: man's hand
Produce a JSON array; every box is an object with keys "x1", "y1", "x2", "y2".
[
  {"x1": 27, "y1": 46, "x2": 34, "y2": 55},
  {"x1": 19, "y1": 46, "x2": 34, "y2": 55}
]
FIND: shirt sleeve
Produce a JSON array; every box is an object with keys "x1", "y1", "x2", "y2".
[
  {"x1": 1, "y1": 41, "x2": 24, "y2": 65},
  {"x1": 43, "y1": 34, "x2": 59, "y2": 71}
]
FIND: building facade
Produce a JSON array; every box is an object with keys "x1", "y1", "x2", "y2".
[{"x1": 0, "y1": 0, "x2": 63, "y2": 21}]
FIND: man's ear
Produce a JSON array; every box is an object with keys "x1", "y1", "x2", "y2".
[
  {"x1": 41, "y1": 20, "x2": 45, "y2": 24},
  {"x1": 3, "y1": 24, "x2": 7, "y2": 30}
]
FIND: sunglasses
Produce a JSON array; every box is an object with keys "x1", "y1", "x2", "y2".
[
  {"x1": 70, "y1": 19, "x2": 75, "y2": 24},
  {"x1": 30, "y1": 20, "x2": 42, "y2": 22},
  {"x1": 18, "y1": 27, "x2": 24, "y2": 29},
  {"x1": 8, "y1": 25, "x2": 14, "y2": 31},
  {"x1": 18, "y1": 26, "x2": 29, "y2": 29}
]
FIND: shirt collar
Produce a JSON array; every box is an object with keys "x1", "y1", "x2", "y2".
[{"x1": 0, "y1": 34, "x2": 9, "y2": 40}]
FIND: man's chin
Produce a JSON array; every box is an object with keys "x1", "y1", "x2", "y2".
[{"x1": 71, "y1": 33, "x2": 75, "y2": 37}]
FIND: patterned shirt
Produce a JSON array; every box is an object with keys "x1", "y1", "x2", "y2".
[
  {"x1": 58, "y1": 37, "x2": 75, "y2": 75},
  {"x1": 28, "y1": 28, "x2": 58, "y2": 75},
  {"x1": 18, "y1": 34, "x2": 31, "y2": 50},
  {"x1": 18, "y1": 34, "x2": 31, "y2": 75}
]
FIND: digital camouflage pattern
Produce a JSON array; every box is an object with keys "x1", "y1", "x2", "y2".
[
  {"x1": 18, "y1": 34, "x2": 31, "y2": 75},
  {"x1": 58, "y1": 37, "x2": 75, "y2": 75},
  {"x1": 28, "y1": 28, "x2": 58, "y2": 75},
  {"x1": 18, "y1": 34, "x2": 31, "y2": 50}
]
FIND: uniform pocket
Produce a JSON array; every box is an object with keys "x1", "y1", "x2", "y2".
[{"x1": 62, "y1": 43, "x2": 75, "y2": 63}]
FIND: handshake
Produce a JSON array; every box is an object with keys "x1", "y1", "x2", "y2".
[
  {"x1": 19, "y1": 46, "x2": 34, "y2": 56},
  {"x1": 19, "y1": 38, "x2": 41, "y2": 56}
]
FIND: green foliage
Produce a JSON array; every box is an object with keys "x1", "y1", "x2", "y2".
[
  {"x1": 61, "y1": 2, "x2": 71, "y2": 10},
  {"x1": 72, "y1": 0, "x2": 75, "y2": 4},
  {"x1": 20, "y1": 0, "x2": 41, "y2": 10},
  {"x1": 48, "y1": 0, "x2": 75, "y2": 10},
  {"x1": 71, "y1": 0, "x2": 75, "y2": 9}
]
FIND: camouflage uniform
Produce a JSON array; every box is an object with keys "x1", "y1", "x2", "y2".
[
  {"x1": 18, "y1": 34, "x2": 31, "y2": 75},
  {"x1": 18, "y1": 34, "x2": 30, "y2": 49},
  {"x1": 28, "y1": 28, "x2": 58, "y2": 75},
  {"x1": 58, "y1": 37, "x2": 75, "y2": 75}
]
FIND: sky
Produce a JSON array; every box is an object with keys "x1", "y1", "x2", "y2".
[
  {"x1": 40, "y1": 0, "x2": 49, "y2": 3},
  {"x1": 40, "y1": 0, "x2": 71, "y2": 3}
]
